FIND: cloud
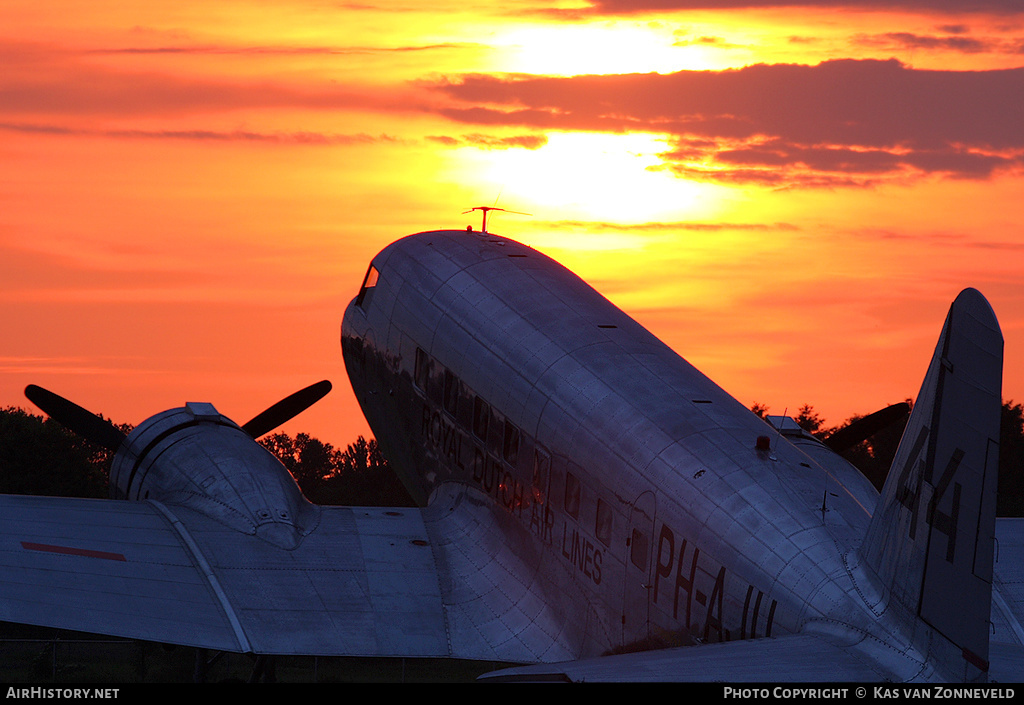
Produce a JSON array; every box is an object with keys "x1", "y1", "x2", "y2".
[
  {"x1": 87, "y1": 42, "x2": 485, "y2": 56},
  {"x1": 672, "y1": 33, "x2": 745, "y2": 49},
  {"x1": 426, "y1": 133, "x2": 547, "y2": 149},
  {"x1": 0, "y1": 41, "x2": 400, "y2": 118},
  {"x1": 0, "y1": 72, "x2": 375, "y2": 118},
  {"x1": 0, "y1": 121, "x2": 399, "y2": 145},
  {"x1": 540, "y1": 219, "x2": 799, "y2": 231},
  {"x1": 0, "y1": 121, "x2": 546, "y2": 153},
  {"x1": 575, "y1": 0, "x2": 1024, "y2": 14},
  {"x1": 432, "y1": 59, "x2": 1024, "y2": 187},
  {"x1": 0, "y1": 356, "x2": 137, "y2": 377},
  {"x1": 852, "y1": 31, "x2": 1024, "y2": 55}
]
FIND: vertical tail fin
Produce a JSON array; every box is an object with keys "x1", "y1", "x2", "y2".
[{"x1": 860, "y1": 288, "x2": 1002, "y2": 679}]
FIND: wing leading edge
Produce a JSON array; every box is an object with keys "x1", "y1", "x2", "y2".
[
  {"x1": 480, "y1": 633, "x2": 895, "y2": 682},
  {"x1": 0, "y1": 494, "x2": 449, "y2": 657}
]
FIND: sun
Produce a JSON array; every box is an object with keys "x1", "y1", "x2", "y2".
[
  {"x1": 494, "y1": 21, "x2": 720, "y2": 76},
  {"x1": 447, "y1": 131, "x2": 725, "y2": 227}
]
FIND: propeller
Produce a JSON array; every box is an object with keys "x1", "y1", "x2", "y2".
[
  {"x1": 823, "y1": 402, "x2": 911, "y2": 455},
  {"x1": 24, "y1": 384, "x2": 127, "y2": 452},
  {"x1": 241, "y1": 380, "x2": 332, "y2": 439},
  {"x1": 25, "y1": 379, "x2": 333, "y2": 447}
]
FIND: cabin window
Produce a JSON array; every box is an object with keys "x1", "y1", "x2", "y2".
[
  {"x1": 355, "y1": 264, "x2": 379, "y2": 309},
  {"x1": 443, "y1": 369, "x2": 459, "y2": 416},
  {"x1": 596, "y1": 499, "x2": 612, "y2": 546},
  {"x1": 472, "y1": 396, "x2": 489, "y2": 440},
  {"x1": 532, "y1": 448, "x2": 550, "y2": 505},
  {"x1": 487, "y1": 407, "x2": 504, "y2": 457},
  {"x1": 564, "y1": 471, "x2": 580, "y2": 519},
  {"x1": 414, "y1": 347, "x2": 430, "y2": 392},
  {"x1": 503, "y1": 420, "x2": 520, "y2": 465},
  {"x1": 630, "y1": 528, "x2": 648, "y2": 571}
]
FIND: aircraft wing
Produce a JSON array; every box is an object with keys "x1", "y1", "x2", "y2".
[
  {"x1": 480, "y1": 632, "x2": 896, "y2": 682},
  {"x1": 480, "y1": 622, "x2": 1024, "y2": 685},
  {"x1": 0, "y1": 494, "x2": 449, "y2": 657}
]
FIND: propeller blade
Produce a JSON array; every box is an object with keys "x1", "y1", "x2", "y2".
[
  {"x1": 24, "y1": 384, "x2": 127, "y2": 452},
  {"x1": 242, "y1": 380, "x2": 332, "y2": 438},
  {"x1": 823, "y1": 402, "x2": 911, "y2": 455}
]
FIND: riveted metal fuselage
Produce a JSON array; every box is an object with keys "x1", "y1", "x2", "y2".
[{"x1": 341, "y1": 230, "x2": 905, "y2": 666}]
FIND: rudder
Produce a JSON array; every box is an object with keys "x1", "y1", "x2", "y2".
[{"x1": 860, "y1": 288, "x2": 1003, "y2": 678}]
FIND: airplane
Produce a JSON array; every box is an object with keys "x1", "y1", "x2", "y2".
[{"x1": 1, "y1": 227, "x2": 1022, "y2": 682}]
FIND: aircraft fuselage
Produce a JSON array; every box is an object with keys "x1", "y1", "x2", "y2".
[{"x1": 341, "y1": 230, "x2": 898, "y2": 664}]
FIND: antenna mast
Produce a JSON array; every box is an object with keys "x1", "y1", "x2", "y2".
[{"x1": 462, "y1": 206, "x2": 530, "y2": 233}]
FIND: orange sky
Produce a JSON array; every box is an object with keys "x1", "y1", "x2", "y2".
[{"x1": 2, "y1": 1, "x2": 1023, "y2": 449}]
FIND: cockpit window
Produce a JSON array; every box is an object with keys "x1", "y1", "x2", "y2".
[{"x1": 355, "y1": 264, "x2": 379, "y2": 309}]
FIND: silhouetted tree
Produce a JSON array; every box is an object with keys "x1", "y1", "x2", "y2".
[
  {"x1": 0, "y1": 406, "x2": 113, "y2": 498},
  {"x1": 751, "y1": 399, "x2": 1024, "y2": 516},
  {"x1": 830, "y1": 400, "x2": 912, "y2": 493},
  {"x1": 337, "y1": 436, "x2": 387, "y2": 475},
  {"x1": 258, "y1": 431, "x2": 337, "y2": 499},
  {"x1": 795, "y1": 404, "x2": 829, "y2": 437},
  {"x1": 999, "y1": 400, "x2": 1024, "y2": 517},
  {"x1": 1, "y1": 405, "x2": 412, "y2": 507},
  {"x1": 325, "y1": 436, "x2": 411, "y2": 506},
  {"x1": 259, "y1": 432, "x2": 413, "y2": 507},
  {"x1": 751, "y1": 403, "x2": 834, "y2": 437}
]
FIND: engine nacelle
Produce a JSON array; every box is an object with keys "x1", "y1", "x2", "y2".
[{"x1": 110, "y1": 402, "x2": 319, "y2": 549}]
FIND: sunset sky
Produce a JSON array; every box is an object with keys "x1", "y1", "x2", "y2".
[{"x1": 2, "y1": 1, "x2": 1023, "y2": 450}]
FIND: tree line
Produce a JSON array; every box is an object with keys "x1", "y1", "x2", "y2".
[
  {"x1": 751, "y1": 400, "x2": 1024, "y2": 517},
  {"x1": 0, "y1": 406, "x2": 412, "y2": 506},
  {"x1": 1, "y1": 402, "x2": 1021, "y2": 515},
  {"x1": 256, "y1": 431, "x2": 413, "y2": 506}
]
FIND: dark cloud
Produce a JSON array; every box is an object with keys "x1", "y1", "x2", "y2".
[
  {"x1": 0, "y1": 121, "x2": 398, "y2": 145},
  {"x1": 426, "y1": 133, "x2": 548, "y2": 149},
  {"x1": 0, "y1": 72, "x2": 375, "y2": 117},
  {"x1": 0, "y1": 41, "x2": 400, "y2": 117},
  {"x1": 576, "y1": 0, "x2": 1024, "y2": 14},
  {"x1": 88, "y1": 42, "x2": 483, "y2": 56},
  {"x1": 541, "y1": 219, "x2": 799, "y2": 231},
  {"x1": 0, "y1": 120, "x2": 546, "y2": 153},
  {"x1": 852, "y1": 31, "x2": 1024, "y2": 54},
  {"x1": 432, "y1": 59, "x2": 1024, "y2": 187},
  {"x1": 672, "y1": 34, "x2": 743, "y2": 49}
]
